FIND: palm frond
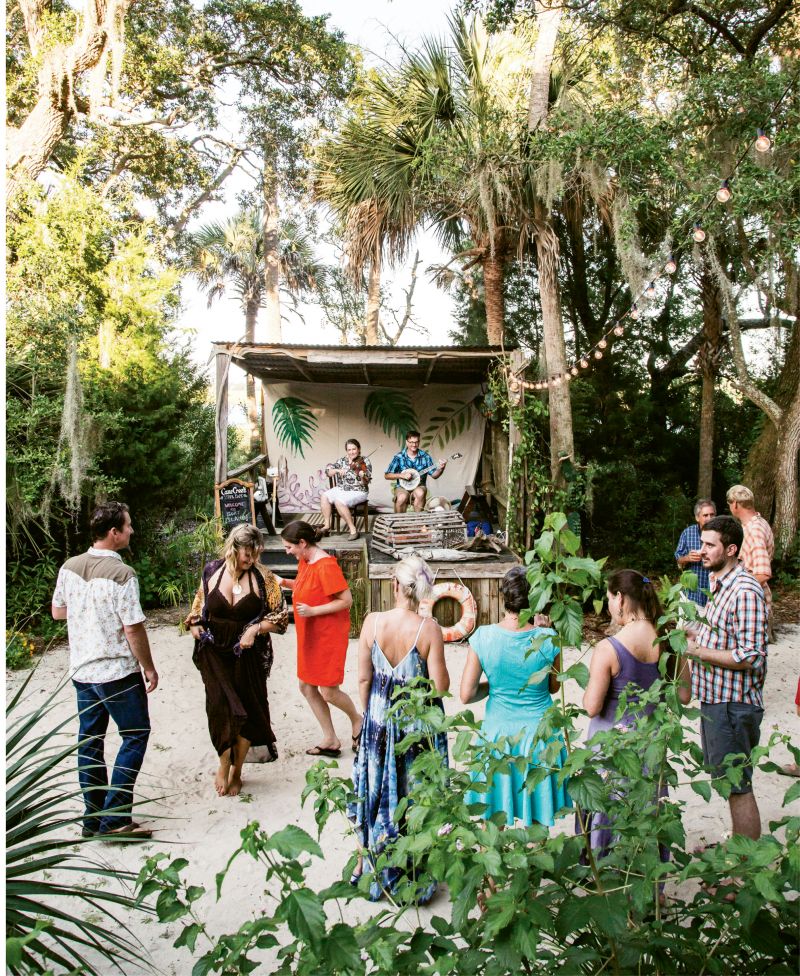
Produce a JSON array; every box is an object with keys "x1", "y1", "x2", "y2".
[
  {"x1": 364, "y1": 391, "x2": 418, "y2": 445},
  {"x1": 6, "y1": 684, "x2": 154, "y2": 975},
  {"x1": 271, "y1": 397, "x2": 319, "y2": 458},
  {"x1": 421, "y1": 398, "x2": 478, "y2": 451}
]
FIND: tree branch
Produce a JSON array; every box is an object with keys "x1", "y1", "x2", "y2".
[{"x1": 706, "y1": 244, "x2": 783, "y2": 425}]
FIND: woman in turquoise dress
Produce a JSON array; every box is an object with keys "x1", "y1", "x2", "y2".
[
  {"x1": 460, "y1": 566, "x2": 570, "y2": 827},
  {"x1": 349, "y1": 555, "x2": 450, "y2": 902}
]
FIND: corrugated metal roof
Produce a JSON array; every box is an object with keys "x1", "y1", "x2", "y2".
[{"x1": 212, "y1": 342, "x2": 514, "y2": 387}]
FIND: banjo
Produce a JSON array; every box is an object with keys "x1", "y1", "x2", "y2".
[{"x1": 400, "y1": 453, "x2": 463, "y2": 491}]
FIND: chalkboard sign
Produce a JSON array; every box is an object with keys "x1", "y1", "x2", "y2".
[{"x1": 215, "y1": 478, "x2": 255, "y2": 533}]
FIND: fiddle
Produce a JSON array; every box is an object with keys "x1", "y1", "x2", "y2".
[{"x1": 348, "y1": 455, "x2": 371, "y2": 486}]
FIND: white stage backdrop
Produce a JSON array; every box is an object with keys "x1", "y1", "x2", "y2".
[{"x1": 263, "y1": 382, "x2": 486, "y2": 513}]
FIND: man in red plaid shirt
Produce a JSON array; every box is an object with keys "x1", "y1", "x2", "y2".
[
  {"x1": 726, "y1": 484, "x2": 774, "y2": 611},
  {"x1": 688, "y1": 515, "x2": 768, "y2": 842}
]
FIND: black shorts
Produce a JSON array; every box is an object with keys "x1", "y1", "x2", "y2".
[{"x1": 700, "y1": 701, "x2": 763, "y2": 795}]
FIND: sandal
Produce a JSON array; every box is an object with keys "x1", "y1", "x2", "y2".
[
  {"x1": 306, "y1": 746, "x2": 341, "y2": 758},
  {"x1": 99, "y1": 822, "x2": 153, "y2": 841}
]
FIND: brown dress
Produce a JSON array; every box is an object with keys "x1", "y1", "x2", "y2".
[{"x1": 194, "y1": 564, "x2": 278, "y2": 758}]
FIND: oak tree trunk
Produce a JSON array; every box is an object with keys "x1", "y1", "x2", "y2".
[
  {"x1": 7, "y1": 0, "x2": 129, "y2": 197},
  {"x1": 535, "y1": 209, "x2": 574, "y2": 484},
  {"x1": 528, "y1": 0, "x2": 573, "y2": 486},
  {"x1": 697, "y1": 271, "x2": 723, "y2": 498}
]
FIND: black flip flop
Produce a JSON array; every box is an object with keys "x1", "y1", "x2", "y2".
[{"x1": 306, "y1": 746, "x2": 341, "y2": 758}]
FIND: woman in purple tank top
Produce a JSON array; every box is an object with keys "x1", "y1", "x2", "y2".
[{"x1": 579, "y1": 570, "x2": 690, "y2": 861}]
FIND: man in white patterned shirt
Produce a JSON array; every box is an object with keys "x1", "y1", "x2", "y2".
[{"x1": 52, "y1": 502, "x2": 158, "y2": 839}]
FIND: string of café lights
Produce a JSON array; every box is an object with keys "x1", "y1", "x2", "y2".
[{"x1": 510, "y1": 76, "x2": 797, "y2": 394}]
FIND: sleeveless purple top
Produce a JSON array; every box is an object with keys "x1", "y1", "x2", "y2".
[{"x1": 589, "y1": 635, "x2": 661, "y2": 736}]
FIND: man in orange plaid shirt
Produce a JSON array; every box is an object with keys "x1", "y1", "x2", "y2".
[{"x1": 726, "y1": 484, "x2": 774, "y2": 611}]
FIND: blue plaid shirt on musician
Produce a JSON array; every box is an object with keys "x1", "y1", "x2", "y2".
[
  {"x1": 385, "y1": 447, "x2": 436, "y2": 487},
  {"x1": 691, "y1": 564, "x2": 768, "y2": 707},
  {"x1": 674, "y1": 523, "x2": 710, "y2": 607}
]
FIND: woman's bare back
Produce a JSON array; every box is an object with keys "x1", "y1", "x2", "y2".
[{"x1": 372, "y1": 609, "x2": 433, "y2": 666}]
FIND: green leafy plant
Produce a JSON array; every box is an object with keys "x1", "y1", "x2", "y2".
[
  {"x1": 364, "y1": 390, "x2": 418, "y2": 445},
  {"x1": 6, "y1": 675, "x2": 154, "y2": 974},
  {"x1": 140, "y1": 514, "x2": 799, "y2": 974},
  {"x1": 272, "y1": 397, "x2": 319, "y2": 458}
]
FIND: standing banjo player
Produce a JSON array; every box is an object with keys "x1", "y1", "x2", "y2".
[
  {"x1": 385, "y1": 431, "x2": 449, "y2": 513},
  {"x1": 321, "y1": 438, "x2": 372, "y2": 540}
]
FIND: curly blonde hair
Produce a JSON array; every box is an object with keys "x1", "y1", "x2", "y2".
[{"x1": 221, "y1": 524, "x2": 264, "y2": 577}]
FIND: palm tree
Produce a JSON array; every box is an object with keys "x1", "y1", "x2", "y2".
[
  {"x1": 191, "y1": 210, "x2": 324, "y2": 451},
  {"x1": 315, "y1": 84, "x2": 420, "y2": 343}
]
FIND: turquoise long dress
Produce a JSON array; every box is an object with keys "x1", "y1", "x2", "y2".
[{"x1": 464, "y1": 624, "x2": 571, "y2": 827}]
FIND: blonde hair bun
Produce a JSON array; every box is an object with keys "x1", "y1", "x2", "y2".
[{"x1": 393, "y1": 555, "x2": 435, "y2": 604}]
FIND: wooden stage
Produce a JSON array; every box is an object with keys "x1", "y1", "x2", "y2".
[{"x1": 261, "y1": 524, "x2": 520, "y2": 631}]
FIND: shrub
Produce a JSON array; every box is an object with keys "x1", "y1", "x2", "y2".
[
  {"x1": 6, "y1": 676, "x2": 155, "y2": 974},
  {"x1": 5, "y1": 631, "x2": 36, "y2": 670}
]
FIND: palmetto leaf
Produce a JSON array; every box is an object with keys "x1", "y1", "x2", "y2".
[
  {"x1": 421, "y1": 398, "x2": 478, "y2": 451},
  {"x1": 364, "y1": 391, "x2": 418, "y2": 445},
  {"x1": 6, "y1": 682, "x2": 153, "y2": 975},
  {"x1": 272, "y1": 397, "x2": 319, "y2": 458}
]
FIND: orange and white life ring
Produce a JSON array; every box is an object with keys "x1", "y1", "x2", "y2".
[{"x1": 419, "y1": 582, "x2": 477, "y2": 643}]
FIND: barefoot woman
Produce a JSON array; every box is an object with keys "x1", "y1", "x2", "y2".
[
  {"x1": 280, "y1": 520, "x2": 362, "y2": 757},
  {"x1": 186, "y1": 524, "x2": 288, "y2": 796}
]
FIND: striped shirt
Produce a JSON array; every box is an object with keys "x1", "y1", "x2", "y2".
[
  {"x1": 740, "y1": 513, "x2": 774, "y2": 609},
  {"x1": 674, "y1": 523, "x2": 710, "y2": 606},
  {"x1": 52, "y1": 547, "x2": 146, "y2": 683},
  {"x1": 691, "y1": 564, "x2": 768, "y2": 707}
]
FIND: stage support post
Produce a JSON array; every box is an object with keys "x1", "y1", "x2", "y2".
[{"x1": 215, "y1": 351, "x2": 231, "y2": 485}]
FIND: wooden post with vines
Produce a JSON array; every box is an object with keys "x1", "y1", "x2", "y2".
[{"x1": 215, "y1": 350, "x2": 231, "y2": 486}]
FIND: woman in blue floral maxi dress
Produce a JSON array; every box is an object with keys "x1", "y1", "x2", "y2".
[{"x1": 349, "y1": 556, "x2": 449, "y2": 902}]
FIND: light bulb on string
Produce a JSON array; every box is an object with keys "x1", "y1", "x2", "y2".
[
  {"x1": 630, "y1": 303, "x2": 640, "y2": 320},
  {"x1": 552, "y1": 375, "x2": 562, "y2": 387},
  {"x1": 665, "y1": 254, "x2": 677, "y2": 274},
  {"x1": 645, "y1": 280, "x2": 657, "y2": 299},
  {"x1": 693, "y1": 222, "x2": 706, "y2": 243},
  {"x1": 594, "y1": 349, "x2": 603, "y2": 360},
  {"x1": 613, "y1": 324, "x2": 624, "y2": 336},
  {"x1": 598, "y1": 338, "x2": 608, "y2": 349},
  {"x1": 580, "y1": 358, "x2": 589, "y2": 369},
  {"x1": 755, "y1": 128, "x2": 771, "y2": 152},
  {"x1": 716, "y1": 179, "x2": 731, "y2": 203},
  {"x1": 570, "y1": 366, "x2": 579, "y2": 376}
]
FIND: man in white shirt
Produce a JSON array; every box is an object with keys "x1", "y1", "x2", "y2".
[{"x1": 52, "y1": 502, "x2": 158, "y2": 839}]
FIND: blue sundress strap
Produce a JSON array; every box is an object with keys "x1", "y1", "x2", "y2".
[{"x1": 411, "y1": 617, "x2": 426, "y2": 650}]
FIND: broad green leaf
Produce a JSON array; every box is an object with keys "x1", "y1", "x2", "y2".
[
  {"x1": 562, "y1": 662, "x2": 590, "y2": 689},
  {"x1": 268, "y1": 824, "x2": 323, "y2": 859},
  {"x1": 324, "y1": 922, "x2": 362, "y2": 971},
  {"x1": 690, "y1": 779, "x2": 711, "y2": 802},
  {"x1": 280, "y1": 888, "x2": 326, "y2": 950}
]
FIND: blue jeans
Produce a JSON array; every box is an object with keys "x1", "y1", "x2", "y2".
[{"x1": 73, "y1": 670, "x2": 151, "y2": 834}]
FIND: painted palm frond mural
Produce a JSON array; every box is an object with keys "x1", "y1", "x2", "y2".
[
  {"x1": 272, "y1": 397, "x2": 318, "y2": 458},
  {"x1": 364, "y1": 390, "x2": 418, "y2": 445},
  {"x1": 421, "y1": 398, "x2": 477, "y2": 451}
]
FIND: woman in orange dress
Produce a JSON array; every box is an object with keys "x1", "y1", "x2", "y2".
[{"x1": 279, "y1": 521, "x2": 362, "y2": 757}]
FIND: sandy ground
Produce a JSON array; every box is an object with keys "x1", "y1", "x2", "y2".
[{"x1": 8, "y1": 618, "x2": 800, "y2": 975}]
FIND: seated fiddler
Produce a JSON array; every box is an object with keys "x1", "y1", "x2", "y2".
[
  {"x1": 321, "y1": 438, "x2": 372, "y2": 540},
  {"x1": 384, "y1": 430, "x2": 447, "y2": 513}
]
